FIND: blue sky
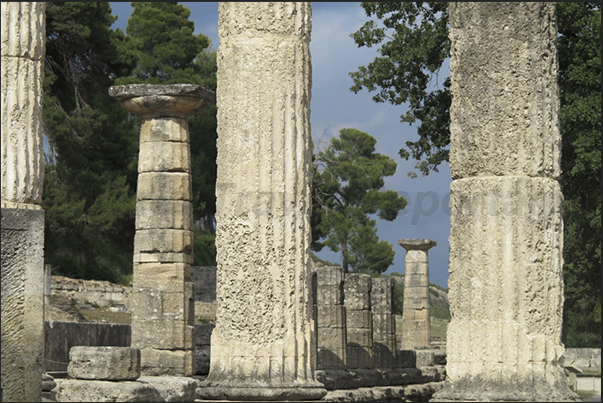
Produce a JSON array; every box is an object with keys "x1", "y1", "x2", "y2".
[{"x1": 109, "y1": 2, "x2": 453, "y2": 288}]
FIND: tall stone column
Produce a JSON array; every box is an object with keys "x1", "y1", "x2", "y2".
[
  {"x1": 1, "y1": 2, "x2": 46, "y2": 402},
  {"x1": 398, "y1": 239, "x2": 435, "y2": 350},
  {"x1": 197, "y1": 3, "x2": 326, "y2": 401},
  {"x1": 109, "y1": 84, "x2": 215, "y2": 377},
  {"x1": 371, "y1": 277, "x2": 396, "y2": 368},
  {"x1": 433, "y1": 3, "x2": 578, "y2": 401}
]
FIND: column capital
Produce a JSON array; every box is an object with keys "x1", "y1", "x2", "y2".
[
  {"x1": 109, "y1": 84, "x2": 215, "y2": 118},
  {"x1": 398, "y1": 238, "x2": 436, "y2": 251}
]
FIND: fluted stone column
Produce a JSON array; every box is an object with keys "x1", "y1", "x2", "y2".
[
  {"x1": 315, "y1": 265, "x2": 347, "y2": 370},
  {"x1": 109, "y1": 84, "x2": 215, "y2": 377},
  {"x1": 1, "y1": 2, "x2": 46, "y2": 401},
  {"x1": 371, "y1": 277, "x2": 396, "y2": 368},
  {"x1": 344, "y1": 273, "x2": 373, "y2": 369},
  {"x1": 398, "y1": 239, "x2": 435, "y2": 350},
  {"x1": 196, "y1": 3, "x2": 326, "y2": 401},
  {"x1": 433, "y1": 3, "x2": 578, "y2": 402}
]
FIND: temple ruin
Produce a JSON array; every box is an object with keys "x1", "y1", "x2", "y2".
[{"x1": 0, "y1": 2, "x2": 582, "y2": 402}]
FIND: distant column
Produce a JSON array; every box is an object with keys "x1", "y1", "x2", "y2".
[
  {"x1": 433, "y1": 3, "x2": 578, "y2": 402},
  {"x1": 196, "y1": 3, "x2": 326, "y2": 401},
  {"x1": 1, "y1": 2, "x2": 46, "y2": 402},
  {"x1": 371, "y1": 277, "x2": 396, "y2": 368},
  {"x1": 398, "y1": 239, "x2": 436, "y2": 350},
  {"x1": 344, "y1": 273, "x2": 373, "y2": 369},
  {"x1": 109, "y1": 84, "x2": 215, "y2": 376},
  {"x1": 315, "y1": 265, "x2": 347, "y2": 370}
]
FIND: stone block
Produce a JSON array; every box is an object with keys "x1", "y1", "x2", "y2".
[
  {"x1": 371, "y1": 277, "x2": 394, "y2": 312},
  {"x1": 316, "y1": 265, "x2": 344, "y2": 286},
  {"x1": 139, "y1": 116, "x2": 188, "y2": 143},
  {"x1": 138, "y1": 140, "x2": 190, "y2": 173},
  {"x1": 67, "y1": 346, "x2": 141, "y2": 381},
  {"x1": 345, "y1": 292, "x2": 371, "y2": 311},
  {"x1": 396, "y1": 350, "x2": 417, "y2": 368},
  {"x1": 403, "y1": 270, "x2": 429, "y2": 287},
  {"x1": 416, "y1": 350, "x2": 435, "y2": 367},
  {"x1": 317, "y1": 347, "x2": 346, "y2": 370},
  {"x1": 138, "y1": 376, "x2": 197, "y2": 402},
  {"x1": 317, "y1": 284, "x2": 343, "y2": 305},
  {"x1": 344, "y1": 273, "x2": 372, "y2": 293},
  {"x1": 347, "y1": 327, "x2": 372, "y2": 347},
  {"x1": 140, "y1": 348, "x2": 195, "y2": 377},
  {"x1": 135, "y1": 200, "x2": 192, "y2": 230},
  {"x1": 134, "y1": 251, "x2": 193, "y2": 265},
  {"x1": 135, "y1": 229, "x2": 193, "y2": 254},
  {"x1": 1, "y1": 207, "x2": 45, "y2": 402},
  {"x1": 137, "y1": 172, "x2": 192, "y2": 200},
  {"x1": 318, "y1": 327, "x2": 346, "y2": 350},
  {"x1": 317, "y1": 304, "x2": 345, "y2": 328},
  {"x1": 373, "y1": 341, "x2": 396, "y2": 369},
  {"x1": 131, "y1": 283, "x2": 194, "y2": 322},
  {"x1": 372, "y1": 312, "x2": 395, "y2": 335},
  {"x1": 55, "y1": 379, "x2": 162, "y2": 402},
  {"x1": 346, "y1": 309, "x2": 372, "y2": 329},
  {"x1": 132, "y1": 319, "x2": 194, "y2": 350},
  {"x1": 193, "y1": 266, "x2": 217, "y2": 302},
  {"x1": 347, "y1": 345, "x2": 373, "y2": 369},
  {"x1": 133, "y1": 263, "x2": 192, "y2": 291}
]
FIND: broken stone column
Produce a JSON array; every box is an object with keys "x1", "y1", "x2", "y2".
[
  {"x1": 398, "y1": 239, "x2": 435, "y2": 350},
  {"x1": 371, "y1": 277, "x2": 396, "y2": 368},
  {"x1": 315, "y1": 265, "x2": 347, "y2": 370},
  {"x1": 1, "y1": 2, "x2": 46, "y2": 402},
  {"x1": 109, "y1": 84, "x2": 215, "y2": 377},
  {"x1": 344, "y1": 273, "x2": 374, "y2": 369},
  {"x1": 433, "y1": 3, "x2": 578, "y2": 402},
  {"x1": 196, "y1": 3, "x2": 325, "y2": 401}
]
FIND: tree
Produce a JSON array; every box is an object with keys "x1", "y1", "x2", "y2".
[
  {"x1": 42, "y1": 2, "x2": 138, "y2": 284},
  {"x1": 350, "y1": 2, "x2": 601, "y2": 346},
  {"x1": 556, "y1": 3, "x2": 601, "y2": 348},
  {"x1": 313, "y1": 128, "x2": 407, "y2": 274}
]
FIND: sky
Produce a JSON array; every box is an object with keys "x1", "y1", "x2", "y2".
[{"x1": 109, "y1": 2, "x2": 453, "y2": 289}]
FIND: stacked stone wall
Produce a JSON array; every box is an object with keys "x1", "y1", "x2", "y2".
[{"x1": 344, "y1": 273, "x2": 374, "y2": 369}]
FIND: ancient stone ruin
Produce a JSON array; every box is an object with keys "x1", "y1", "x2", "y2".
[
  {"x1": 109, "y1": 83, "x2": 215, "y2": 377},
  {"x1": 432, "y1": 3, "x2": 578, "y2": 402},
  {"x1": 1, "y1": 2, "x2": 46, "y2": 401},
  {"x1": 0, "y1": 2, "x2": 582, "y2": 402},
  {"x1": 398, "y1": 239, "x2": 436, "y2": 350}
]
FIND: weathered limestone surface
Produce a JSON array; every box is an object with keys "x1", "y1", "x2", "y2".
[
  {"x1": 67, "y1": 346, "x2": 141, "y2": 381},
  {"x1": 55, "y1": 379, "x2": 162, "y2": 402},
  {"x1": 433, "y1": 3, "x2": 578, "y2": 402},
  {"x1": 371, "y1": 277, "x2": 396, "y2": 368},
  {"x1": 110, "y1": 84, "x2": 214, "y2": 377},
  {"x1": 344, "y1": 273, "x2": 374, "y2": 369},
  {"x1": 398, "y1": 239, "x2": 435, "y2": 350},
  {"x1": 1, "y1": 1, "x2": 46, "y2": 209},
  {"x1": 1, "y1": 3, "x2": 46, "y2": 402},
  {"x1": 315, "y1": 265, "x2": 347, "y2": 370},
  {"x1": 197, "y1": 3, "x2": 326, "y2": 400}
]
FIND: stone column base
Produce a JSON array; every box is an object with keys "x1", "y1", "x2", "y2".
[
  {"x1": 431, "y1": 372, "x2": 580, "y2": 402},
  {"x1": 196, "y1": 379, "x2": 327, "y2": 401}
]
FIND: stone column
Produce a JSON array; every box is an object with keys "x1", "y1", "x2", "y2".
[
  {"x1": 315, "y1": 265, "x2": 347, "y2": 370},
  {"x1": 197, "y1": 3, "x2": 326, "y2": 401},
  {"x1": 433, "y1": 3, "x2": 578, "y2": 402},
  {"x1": 398, "y1": 239, "x2": 435, "y2": 350},
  {"x1": 344, "y1": 273, "x2": 373, "y2": 369},
  {"x1": 1, "y1": 2, "x2": 46, "y2": 402},
  {"x1": 109, "y1": 84, "x2": 215, "y2": 377},
  {"x1": 371, "y1": 277, "x2": 396, "y2": 368}
]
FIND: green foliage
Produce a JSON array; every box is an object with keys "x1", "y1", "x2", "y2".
[
  {"x1": 556, "y1": 2, "x2": 601, "y2": 348},
  {"x1": 313, "y1": 128, "x2": 407, "y2": 273},
  {"x1": 351, "y1": 2, "x2": 601, "y2": 347},
  {"x1": 193, "y1": 231, "x2": 217, "y2": 267},
  {"x1": 43, "y1": 2, "x2": 138, "y2": 285},
  {"x1": 350, "y1": 2, "x2": 450, "y2": 177}
]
